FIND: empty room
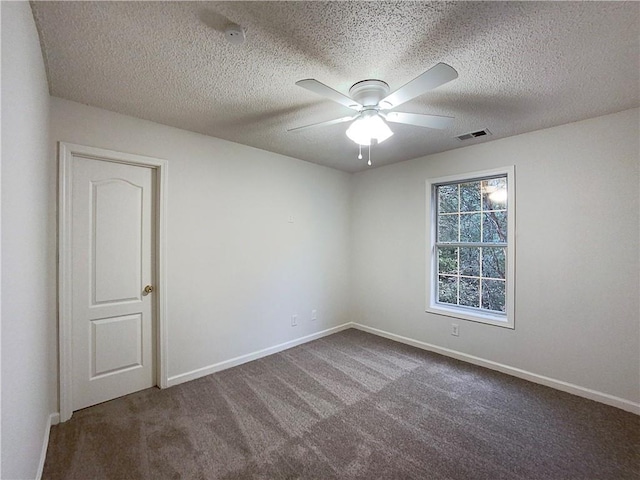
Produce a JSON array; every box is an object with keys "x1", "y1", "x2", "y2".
[{"x1": 1, "y1": 1, "x2": 639, "y2": 479}]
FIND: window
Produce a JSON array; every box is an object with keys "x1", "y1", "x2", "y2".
[{"x1": 426, "y1": 167, "x2": 515, "y2": 328}]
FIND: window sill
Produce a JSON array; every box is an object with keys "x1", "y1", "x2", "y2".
[{"x1": 426, "y1": 304, "x2": 514, "y2": 329}]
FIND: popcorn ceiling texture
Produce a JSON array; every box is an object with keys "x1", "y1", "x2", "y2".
[{"x1": 32, "y1": 1, "x2": 639, "y2": 172}]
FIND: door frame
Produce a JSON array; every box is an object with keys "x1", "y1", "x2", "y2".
[{"x1": 58, "y1": 142, "x2": 168, "y2": 422}]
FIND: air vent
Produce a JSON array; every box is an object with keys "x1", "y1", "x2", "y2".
[{"x1": 456, "y1": 129, "x2": 492, "y2": 141}]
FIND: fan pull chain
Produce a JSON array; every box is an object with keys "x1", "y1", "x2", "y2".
[
  {"x1": 368, "y1": 144, "x2": 372, "y2": 166},
  {"x1": 358, "y1": 144, "x2": 362, "y2": 160}
]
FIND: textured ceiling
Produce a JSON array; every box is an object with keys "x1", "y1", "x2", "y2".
[{"x1": 32, "y1": 1, "x2": 639, "y2": 173}]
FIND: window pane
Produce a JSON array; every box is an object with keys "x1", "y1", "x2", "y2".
[
  {"x1": 438, "y1": 214, "x2": 458, "y2": 242},
  {"x1": 438, "y1": 247, "x2": 458, "y2": 275},
  {"x1": 482, "y1": 177, "x2": 508, "y2": 211},
  {"x1": 460, "y1": 182, "x2": 480, "y2": 212},
  {"x1": 482, "y1": 279, "x2": 506, "y2": 312},
  {"x1": 460, "y1": 247, "x2": 480, "y2": 276},
  {"x1": 438, "y1": 184, "x2": 458, "y2": 213},
  {"x1": 438, "y1": 276, "x2": 457, "y2": 305},
  {"x1": 459, "y1": 277, "x2": 479, "y2": 307},
  {"x1": 460, "y1": 213, "x2": 481, "y2": 242},
  {"x1": 482, "y1": 247, "x2": 506, "y2": 279},
  {"x1": 431, "y1": 170, "x2": 511, "y2": 323},
  {"x1": 482, "y1": 211, "x2": 507, "y2": 243}
]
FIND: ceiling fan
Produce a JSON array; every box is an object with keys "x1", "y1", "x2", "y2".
[{"x1": 288, "y1": 63, "x2": 458, "y2": 163}]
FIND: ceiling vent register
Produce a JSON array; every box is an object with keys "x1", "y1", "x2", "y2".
[{"x1": 456, "y1": 129, "x2": 492, "y2": 141}]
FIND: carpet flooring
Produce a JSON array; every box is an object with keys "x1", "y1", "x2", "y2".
[{"x1": 43, "y1": 329, "x2": 639, "y2": 479}]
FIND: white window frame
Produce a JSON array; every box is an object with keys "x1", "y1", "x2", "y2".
[{"x1": 426, "y1": 166, "x2": 515, "y2": 329}]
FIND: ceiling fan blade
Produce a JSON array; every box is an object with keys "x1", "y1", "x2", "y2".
[
  {"x1": 380, "y1": 63, "x2": 458, "y2": 109},
  {"x1": 384, "y1": 111, "x2": 454, "y2": 130},
  {"x1": 287, "y1": 115, "x2": 357, "y2": 132},
  {"x1": 295, "y1": 79, "x2": 362, "y2": 111}
]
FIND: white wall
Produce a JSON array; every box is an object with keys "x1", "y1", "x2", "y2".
[
  {"x1": 351, "y1": 108, "x2": 640, "y2": 405},
  {"x1": 50, "y1": 97, "x2": 352, "y2": 382},
  {"x1": 1, "y1": 2, "x2": 56, "y2": 478}
]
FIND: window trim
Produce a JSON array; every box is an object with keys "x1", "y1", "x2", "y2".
[{"x1": 425, "y1": 166, "x2": 515, "y2": 329}]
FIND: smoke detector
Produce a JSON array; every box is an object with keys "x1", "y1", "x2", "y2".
[{"x1": 225, "y1": 24, "x2": 246, "y2": 45}]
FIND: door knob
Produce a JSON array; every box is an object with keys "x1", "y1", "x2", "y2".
[{"x1": 143, "y1": 285, "x2": 154, "y2": 295}]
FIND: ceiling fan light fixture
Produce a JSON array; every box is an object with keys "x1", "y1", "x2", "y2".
[{"x1": 346, "y1": 111, "x2": 394, "y2": 146}]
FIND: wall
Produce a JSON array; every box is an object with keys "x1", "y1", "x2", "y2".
[
  {"x1": 1, "y1": 2, "x2": 56, "y2": 478},
  {"x1": 50, "y1": 97, "x2": 352, "y2": 384},
  {"x1": 351, "y1": 108, "x2": 640, "y2": 405}
]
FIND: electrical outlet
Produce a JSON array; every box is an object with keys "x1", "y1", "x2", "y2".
[
  {"x1": 291, "y1": 314, "x2": 298, "y2": 326},
  {"x1": 311, "y1": 309, "x2": 317, "y2": 321},
  {"x1": 451, "y1": 323, "x2": 459, "y2": 336}
]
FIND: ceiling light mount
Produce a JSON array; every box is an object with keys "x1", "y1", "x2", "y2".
[{"x1": 348, "y1": 80, "x2": 390, "y2": 107}]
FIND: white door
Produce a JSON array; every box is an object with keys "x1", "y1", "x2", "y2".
[{"x1": 71, "y1": 156, "x2": 156, "y2": 411}]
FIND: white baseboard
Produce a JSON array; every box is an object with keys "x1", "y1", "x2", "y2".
[
  {"x1": 51, "y1": 412, "x2": 60, "y2": 426},
  {"x1": 43, "y1": 318, "x2": 637, "y2": 480},
  {"x1": 41, "y1": 321, "x2": 635, "y2": 477},
  {"x1": 36, "y1": 413, "x2": 59, "y2": 480},
  {"x1": 351, "y1": 323, "x2": 640, "y2": 415},
  {"x1": 166, "y1": 321, "x2": 639, "y2": 414},
  {"x1": 167, "y1": 323, "x2": 352, "y2": 387}
]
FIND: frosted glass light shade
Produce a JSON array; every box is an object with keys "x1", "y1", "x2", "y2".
[{"x1": 346, "y1": 113, "x2": 394, "y2": 146}]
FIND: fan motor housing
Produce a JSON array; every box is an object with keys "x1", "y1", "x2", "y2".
[{"x1": 349, "y1": 80, "x2": 390, "y2": 107}]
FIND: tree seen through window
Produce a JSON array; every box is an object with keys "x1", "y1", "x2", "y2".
[{"x1": 435, "y1": 176, "x2": 508, "y2": 313}]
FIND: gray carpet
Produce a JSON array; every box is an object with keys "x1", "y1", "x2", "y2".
[{"x1": 43, "y1": 329, "x2": 639, "y2": 479}]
